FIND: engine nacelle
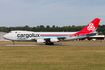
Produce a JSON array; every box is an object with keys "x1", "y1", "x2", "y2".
[
  {"x1": 50, "y1": 37, "x2": 59, "y2": 42},
  {"x1": 37, "y1": 39, "x2": 45, "y2": 43}
]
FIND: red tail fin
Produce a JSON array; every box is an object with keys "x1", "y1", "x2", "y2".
[{"x1": 75, "y1": 18, "x2": 101, "y2": 35}]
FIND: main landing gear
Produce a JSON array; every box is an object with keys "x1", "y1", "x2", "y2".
[{"x1": 45, "y1": 42, "x2": 54, "y2": 45}]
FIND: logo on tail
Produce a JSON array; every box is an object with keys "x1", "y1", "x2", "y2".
[{"x1": 87, "y1": 23, "x2": 95, "y2": 31}]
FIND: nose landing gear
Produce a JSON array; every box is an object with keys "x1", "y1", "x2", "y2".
[{"x1": 12, "y1": 41, "x2": 15, "y2": 45}]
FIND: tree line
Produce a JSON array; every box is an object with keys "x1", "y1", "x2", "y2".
[{"x1": 0, "y1": 25, "x2": 105, "y2": 35}]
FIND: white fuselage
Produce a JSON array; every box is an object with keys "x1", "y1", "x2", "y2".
[{"x1": 3, "y1": 30, "x2": 80, "y2": 42}]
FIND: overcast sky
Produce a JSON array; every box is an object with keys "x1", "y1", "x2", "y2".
[{"x1": 0, "y1": 0, "x2": 105, "y2": 27}]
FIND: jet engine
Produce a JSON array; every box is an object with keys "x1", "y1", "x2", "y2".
[
  {"x1": 50, "y1": 37, "x2": 59, "y2": 42},
  {"x1": 37, "y1": 39, "x2": 45, "y2": 43}
]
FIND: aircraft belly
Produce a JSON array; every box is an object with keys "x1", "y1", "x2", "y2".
[{"x1": 64, "y1": 36, "x2": 86, "y2": 41}]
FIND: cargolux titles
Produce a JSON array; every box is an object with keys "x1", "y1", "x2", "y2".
[{"x1": 17, "y1": 33, "x2": 40, "y2": 38}]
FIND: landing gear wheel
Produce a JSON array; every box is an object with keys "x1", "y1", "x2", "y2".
[
  {"x1": 50, "y1": 42, "x2": 54, "y2": 45},
  {"x1": 45, "y1": 42, "x2": 54, "y2": 45},
  {"x1": 45, "y1": 42, "x2": 49, "y2": 45}
]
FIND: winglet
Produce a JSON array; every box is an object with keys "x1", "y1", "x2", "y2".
[{"x1": 75, "y1": 18, "x2": 101, "y2": 35}]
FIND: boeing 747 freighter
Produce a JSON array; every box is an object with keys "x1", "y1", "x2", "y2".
[{"x1": 3, "y1": 18, "x2": 101, "y2": 45}]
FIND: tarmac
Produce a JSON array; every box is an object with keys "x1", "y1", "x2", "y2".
[{"x1": 0, "y1": 44, "x2": 105, "y2": 46}]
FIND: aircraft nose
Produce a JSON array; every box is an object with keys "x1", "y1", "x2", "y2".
[{"x1": 3, "y1": 34, "x2": 8, "y2": 39}]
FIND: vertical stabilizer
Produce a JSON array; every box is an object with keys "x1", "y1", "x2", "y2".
[{"x1": 75, "y1": 18, "x2": 101, "y2": 35}]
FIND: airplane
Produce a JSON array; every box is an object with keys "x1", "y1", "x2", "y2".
[{"x1": 3, "y1": 18, "x2": 101, "y2": 45}]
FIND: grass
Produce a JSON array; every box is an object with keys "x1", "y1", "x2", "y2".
[{"x1": 0, "y1": 41, "x2": 105, "y2": 70}]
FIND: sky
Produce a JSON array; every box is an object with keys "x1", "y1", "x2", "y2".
[{"x1": 0, "y1": 0, "x2": 105, "y2": 27}]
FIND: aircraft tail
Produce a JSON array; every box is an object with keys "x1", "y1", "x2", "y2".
[{"x1": 75, "y1": 18, "x2": 101, "y2": 35}]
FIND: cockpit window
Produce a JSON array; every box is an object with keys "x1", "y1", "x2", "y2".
[{"x1": 9, "y1": 31, "x2": 12, "y2": 33}]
